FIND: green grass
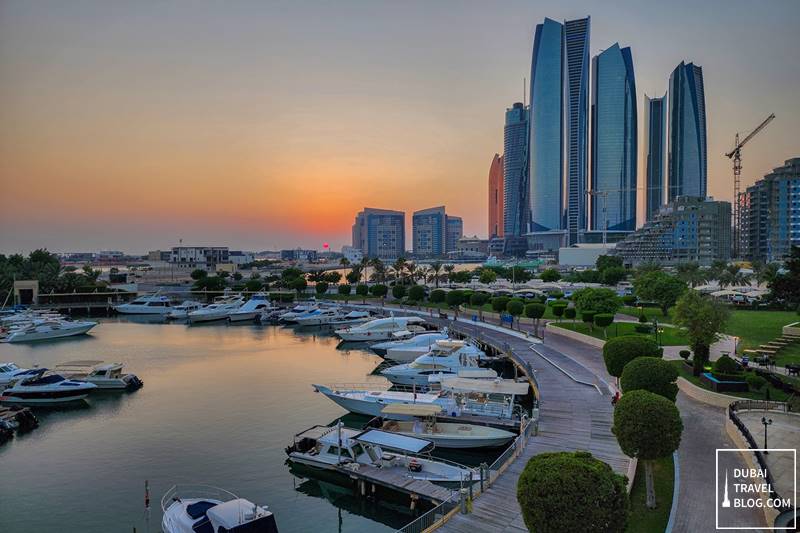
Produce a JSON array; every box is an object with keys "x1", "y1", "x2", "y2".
[
  {"x1": 669, "y1": 360, "x2": 791, "y2": 401},
  {"x1": 775, "y1": 343, "x2": 800, "y2": 368},
  {"x1": 626, "y1": 455, "x2": 674, "y2": 533},
  {"x1": 721, "y1": 310, "x2": 798, "y2": 350},
  {"x1": 552, "y1": 321, "x2": 689, "y2": 346},
  {"x1": 620, "y1": 306, "x2": 674, "y2": 323}
]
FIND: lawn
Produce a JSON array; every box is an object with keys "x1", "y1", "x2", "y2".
[
  {"x1": 552, "y1": 321, "x2": 689, "y2": 346},
  {"x1": 626, "y1": 455, "x2": 674, "y2": 533},
  {"x1": 721, "y1": 310, "x2": 798, "y2": 350},
  {"x1": 620, "y1": 306, "x2": 674, "y2": 323},
  {"x1": 669, "y1": 360, "x2": 791, "y2": 402},
  {"x1": 775, "y1": 343, "x2": 800, "y2": 368}
]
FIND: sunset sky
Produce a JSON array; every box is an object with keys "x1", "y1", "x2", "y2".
[{"x1": 1, "y1": 0, "x2": 798, "y2": 254}]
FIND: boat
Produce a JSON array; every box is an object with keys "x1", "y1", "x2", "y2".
[
  {"x1": 54, "y1": 361, "x2": 143, "y2": 390},
  {"x1": 334, "y1": 316, "x2": 427, "y2": 342},
  {"x1": 293, "y1": 307, "x2": 344, "y2": 326},
  {"x1": 161, "y1": 484, "x2": 278, "y2": 533},
  {"x1": 380, "y1": 340, "x2": 491, "y2": 386},
  {"x1": 228, "y1": 293, "x2": 275, "y2": 322},
  {"x1": 188, "y1": 296, "x2": 245, "y2": 324},
  {"x1": 114, "y1": 294, "x2": 173, "y2": 315},
  {"x1": 371, "y1": 330, "x2": 449, "y2": 358},
  {"x1": 0, "y1": 363, "x2": 39, "y2": 387},
  {"x1": 376, "y1": 404, "x2": 516, "y2": 448},
  {"x1": 327, "y1": 310, "x2": 372, "y2": 326},
  {"x1": 0, "y1": 369, "x2": 97, "y2": 405},
  {"x1": 1, "y1": 318, "x2": 97, "y2": 343},
  {"x1": 278, "y1": 301, "x2": 319, "y2": 324},
  {"x1": 313, "y1": 384, "x2": 458, "y2": 419},
  {"x1": 287, "y1": 423, "x2": 475, "y2": 484},
  {"x1": 166, "y1": 301, "x2": 204, "y2": 320}
]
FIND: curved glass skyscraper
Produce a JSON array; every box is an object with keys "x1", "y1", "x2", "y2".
[
  {"x1": 668, "y1": 61, "x2": 707, "y2": 201},
  {"x1": 590, "y1": 43, "x2": 637, "y2": 232},
  {"x1": 644, "y1": 94, "x2": 666, "y2": 221},
  {"x1": 503, "y1": 102, "x2": 529, "y2": 237}
]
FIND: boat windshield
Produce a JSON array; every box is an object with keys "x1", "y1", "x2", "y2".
[{"x1": 23, "y1": 374, "x2": 66, "y2": 386}]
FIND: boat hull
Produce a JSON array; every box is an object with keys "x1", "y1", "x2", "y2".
[
  {"x1": 188, "y1": 313, "x2": 229, "y2": 323},
  {"x1": 114, "y1": 306, "x2": 171, "y2": 315},
  {"x1": 3, "y1": 323, "x2": 95, "y2": 343},
  {"x1": 228, "y1": 312, "x2": 259, "y2": 322},
  {"x1": 0, "y1": 392, "x2": 91, "y2": 405}
]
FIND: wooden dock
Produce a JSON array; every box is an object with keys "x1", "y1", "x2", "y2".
[{"x1": 332, "y1": 462, "x2": 454, "y2": 505}]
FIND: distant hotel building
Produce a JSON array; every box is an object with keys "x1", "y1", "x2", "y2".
[
  {"x1": 488, "y1": 153, "x2": 504, "y2": 238},
  {"x1": 590, "y1": 42, "x2": 637, "y2": 234},
  {"x1": 503, "y1": 103, "x2": 529, "y2": 237},
  {"x1": 446, "y1": 216, "x2": 463, "y2": 253},
  {"x1": 280, "y1": 249, "x2": 317, "y2": 262},
  {"x1": 644, "y1": 94, "x2": 666, "y2": 221},
  {"x1": 613, "y1": 196, "x2": 730, "y2": 266},
  {"x1": 341, "y1": 245, "x2": 364, "y2": 264},
  {"x1": 352, "y1": 208, "x2": 405, "y2": 260},
  {"x1": 412, "y1": 206, "x2": 462, "y2": 258},
  {"x1": 170, "y1": 246, "x2": 229, "y2": 271},
  {"x1": 668, "y1": 61, "x2": 707, "y2": 201},
  {"x1": 740, "y1": 158, "x2": 800, "y2": 262}
]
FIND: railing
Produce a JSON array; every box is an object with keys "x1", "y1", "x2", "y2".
[{"x1": 395, "y1": 493, "x2": 458, "y2": 533}]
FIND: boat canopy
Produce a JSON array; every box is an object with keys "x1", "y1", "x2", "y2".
[
  {"x1": 207, "y1": 499, "x2": 263, "y2": 529},
  {"x1": 381, "y1": 403, "x2": 443, "y2": 416},
  {"x1": 54, "y1": 360, "x2": 104, "y2": 371},
  {"x1": 353, "y1": 429, "x2": 434, "y2": 454},
  {"x1": 439, "y1": 377, "x2": 530, "y2": 395}
]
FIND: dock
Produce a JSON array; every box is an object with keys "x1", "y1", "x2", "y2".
[{"x1": 331, "y1": 462, "x2": 454, "y2": 505}]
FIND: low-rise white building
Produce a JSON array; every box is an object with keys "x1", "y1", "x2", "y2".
[
  {"x1": 170, "y1": 246, "x2": 229, "y2": 271},
  {"x1": 558, "y1": 243, "x2": 616, "y2": 267},
  {"x1": 341, "y1": 245, "x2": 364, "y2": 263}
]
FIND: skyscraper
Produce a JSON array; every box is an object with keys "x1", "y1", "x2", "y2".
[
  {"x1": 590, "y1": 43, "x2": 637, "y2": 233},
  {"x1": 446, "y1": 216, "x2": 463, "y2": 253},
  {"x1": 564, "y1": 17, "x2": 591, "y2": 244},
  {"x1": 352, "y1": 208, "x2": 405, "y2": 260},
  {"x1": 488, "y1": 153, "x2": 504, "y2": 238},
  {"x1": 503, "y1": 102, "x2": 530, "y2": 237},
  {"x1": 529, "y1": 18, "x2": 563, "y2": 236},
  {"x1": 412, "y1": 206, "x2": 446, "y2": 258},
  {"x1": 668, "y1": 61, "x2": 707, "y2": 201},
  {"x1": 644, "y1": 93, "x2": 666, "y2": 221}
]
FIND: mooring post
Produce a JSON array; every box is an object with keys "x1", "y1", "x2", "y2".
[
  {"x1": 480, "y1": 462, "x2": 487, "y2": 491},
  {"x1": 468, "y1": 470, "x2": 473, "y2": 500},
  {"x1": 459, "y1": 488, "x2": 468, "y2": 514}
]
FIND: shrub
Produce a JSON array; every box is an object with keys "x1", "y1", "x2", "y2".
[
  {"x1": 679, "y1": 350, "x2": 691, "y2": 360},
  {"x1": 581, "y1": 310, "x2": 596, "y2": 324},
  {"x1": 572, "y1": 287, "x2": 621, "y2": 315},
  {"x1": 524, "y1": 303, "x2": 546, "y2": 320},
  {"x1": 622, "y1": 295, "x2": 637, "y2": 306},
  {"x1": 713, "y1": 355, "x2": 740, "y2": 375},
  {"x1": 338, "y1": 284, "x2": 352, "y2": 296},
  {"x1": 551, "y1": 303, "x2": 566, "y2": 319},
  {"x1": 506, "y1": 299, "x2": 524, "y2": 318},
  {"x1": 369, "y1": 284, "x2": 388, "y2": 298},
  {"x1": 603, "y1": 336, "x2": 663, "y2": 378},
  {"x1": 356, "y1": 284, "x2": 369, "y2": 299},
  {"x1": 469, "y1": 292, "x2": 488, "y2": 308},
  {"x1": 634, "y1": 324, "x2": 652, "y2": 334},
  {"x1": 539, "y1": 268, "x2": 561, "y2": 282},
  {"x1": 594, "y1": 313, "x2": 614, "y2": 329},
  {"x1": 391, "y1": 285, "x2": 406, "y2": 300},
  {"x1": 407, "y1": 285, "x2": 425, "y2": 302},
  {"x1": 315, "y1": 281, "x2": 329, "y2": 295},
  {"x1": 446, "y1": 290, "x2": 466, "y2": 308},
  {"x1": 429, "y1": 289, "x2": 446, "y2": 304},
  {"x1": 620, "y1": 357, "x2": 679, "y2": 401},
  {"x1": 638, "y1": 313, "x2": 648, "y2": 324},
  {"x1": 491, "y1": 296, "x2": 511, "y2": 313},
  {"x1": 564, "y1": 307, "x2": 576, "y2": 320}
]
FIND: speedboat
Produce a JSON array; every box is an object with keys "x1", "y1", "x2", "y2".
[
  {"x1": 334, "y1": 316, "x2": 426, "y2": 342},
  {"x1": 371, "y1": 330, "x2": 449, "y2": 358},
  {"x1": 1, "y1": 318, "x2": 97, "y2": 343},
  {"x1": 54, "y1": 361, "x2": 143, "y2": 391},
  {"x1": 161, "y1": 485, "x2": 278, "y2": 533},
  {"x1": 114, "y1": 294, "x2": 173, "y2": 315},
  {"x1": 0, "y1": 369, "x2": 97, "y2": 405},
  {"x1": 293, "y1": 307, "x2": 344, "y2": 326},
  {"x1": 228, "y1": 293, "x2": 274, "y2": 322},
  {"x1": 380, "y1": 340, "x2": 491, "y2": 386},
  {"x1": 377, "y1": 403, "x2": 516, "y2": 448},
  {"x1": 327, "y1": 310, "x2": 372, "y2": 326},
  {"x1": 278, "y1": 302, "x2": 319, "y2": 324},
  {"x1": 287, "y1": 424, "x2": 475, "y2": 484},
  {"x1": 0, "y1": 363, "x2": 38, "y2": 387},
  {"x1": 188, "y1": 296, "x2": 245, "y2": 324},
  {"x1": 166, "y1": 301, "x2": 204, "y2": 320}
]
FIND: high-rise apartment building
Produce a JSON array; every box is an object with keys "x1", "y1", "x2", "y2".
[
  {"x1": 644, "y1": 94, "x2": 666, "y2": 221},
  {"x1": 503, "y1": 103, "x2": 530, "y2": 237},
  {"x1": 488, "y1": 153, "x2": 504, "y2": 238},
  {"x1": 352, "y1": 208, "x2": 405, "y2": 260},
  {"x1": 412, "y1": 206, "x2": 462, "y2": 257},
  {"x1": 446, "y1": 216, "x2": 463, "y2": 253},
  {"x1": 668, "y1": 62, "x2": 707, "y2": 201},
  {"x1": 590, "y1": 43, "x2": 637, "y2": 234}
]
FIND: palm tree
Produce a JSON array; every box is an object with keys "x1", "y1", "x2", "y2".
[
  {"x1": 754, "y1": 262, "x2": 780, "y2": 287},
  {"x1": 359, "y1": 257, "x2": 370, "y2": 283},
  {"x1": 443, "y1": 264, "x2": 456, "y2": 286},
  {"x1": 392, "y1": 257, "x2": 408, "y2": 284},
  {"x1": 429, "y1": 261, "x2": 443, "y2": 288},
  {"x1": 369, "y1": 258, "x2": 386, "y2": 283},
  {"x1": 676, "y1": 262, "x2": 707, "y2": 288},
  {"x1": 708, "y1": 260, "x2": 729, "y2": 283}
]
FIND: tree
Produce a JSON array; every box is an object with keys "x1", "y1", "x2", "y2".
[
  {"x1": 525, "y1": 303, "x2": 546, "y2": 336},
  {"x1": 506, "y1": 298, "x2": 524, "y2": 328},
  {"x1": 356, "y1": 284, "x2": 369, "y2": 303},
  {"x1": 517, "y1": 451, "x2": 629, "y2": 533},
  {"x1": 564, "y1": 306, "x2": 576, "y2": 325},
  {"x1": 603, "y1": 336, "x2": 663, "y2": 379},
  {"x1": 613, "y1": 390, "x2": 683, "y2": 509},
  {"x1": 281, "y1": 267, "x2": 303, "y2": 281},
  {"x1": 345, "y1": 269, "x2": 361, "y2": 285},
  {"x1": 572, "y1": 287, "x2": 621, "y2": 315},
  {"x1": 191, "y1": 269, "x2": 208, "y2": 281},
  {"x1": 338, "y1": 284, "x2": 352, "y2": 300},
  {"x1": 392, "y1": 284, "x2": 406, "y2": 300},
  {"x1": 540, "y1": 268, "x2": 561, "y2": 282},
  {"x1": 491, "y1": 296, "x2": 510, "y2": 313},
  {"x1": 673, "y1": 290, "x2": 729, "y2": 375},
  {"x1": 445, "y1": 290, "x2": 466, "y2": 318},
  {"x1": 620, "y1": 357, "x2": 679, "y2": 401},
  {"x1": 719, "y1": 264, "x2": 752, "y2": 289},
  {"x1": 594, "y1": 313, "x2": 614, "y2": 338},
  {"x1": 193, "y1": 275, "x2": 226, "y2": 292},
  {"x1": 289, "y1": 277, "x2": 307, "y2": 295},
  {"x1": 508, "y1": 266, "x2": 533, "y2": 283},
  {"x1": 429, "y1": 261, "x2": 443, "y2": 288},
  {"x1": 324, "y1": 271, "x2": 342, "y2": 284},
  {"x1": 633, "y1": 271, "x2": 686, "y2": 316},
  {"x1": 596, "y1": 255, "x2": 624, "y2": 272},
  {"x1": 232, "y1": 272, "x2": 243, "y2": 281},
  {"x1": 315, "y1": 281, "x2": 329, "y2": 295},
  {"x1": 551, "y1": 302, "x2": 567, "y2": 321},
  {"x1": 479, "y1": 269, "x2": 497, "y2": 284},
  {"x1": 443, "y1": 264, "x2": 456, "y2": 285},
  {"x1": 582, "y1": 310, "x2": 597, "y2": 331},
  {"x1": 245, "y1": 279, "x2": 264, "y2": 292},
  {"x1": 408, "y1": 285, "x2": 425, "y2": 302},
  {"x1": 429, "y1": 289, "x2": 446, "y2": 304},
  {"x1": 676, "y1": 262, "x2": 707, "y2": 288},
  {"x1": 601, "y1": 267, "x2": 627, "y2": 286},
  {"x1": 769, "y1": 246, "x2": 800, "y2": 308},
  {"x1": 370, "y1": 284, "x2": 388, "y2": 303}
]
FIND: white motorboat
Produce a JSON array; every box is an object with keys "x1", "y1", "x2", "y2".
[
  {"x1": 287, "y1": 424, "x2": 475, "y2": 484},
  {"x1": 1, "y1": 318, "x2": 97, "y2": 343},
  {"x1": 0, "y1": 363, "x2": 39, "y2": 387},
  {"x1": 377, "y1": 403, "x2": 516, "y2": 449},
  {"x1": 278, "y1": 302, "x2": 319, "y2": 324},
  {"x1": 327, "y1": 310, "x2": 372, "y2": 326},
  {"x1": 380, "y1": 340, "x2": 491, "y2": 386},
  {"x1": 188, "y1": 296, "x2": 245, "y2": 324},
  {"x1": 114, "y1": 294, "x2": 173, "y2": 315},
  {"x1": 166, "y1": 301, "x2": 204, "y2": 319},
  {"x1": 0, "y1": 369, "x2": 97, "y2": 405},
  {"x1": 334, "y1": 316, "x2": 426, "y2": 342},
  {"x1": 293, "y1": 307, "x2": 344, "y2": 326},
  {"x1": 54, "y1": 361, "x2": 143, "y2": 390},
  {"x1": 228, "y1": 293, "x2": 274, "y2": 322},
  {"x1": 313, "y1": 384, "x2": 458, "y2": 418},
  {"x1": 161, "y1": 484, "x2": 278, "y2": 533},
  {"x1": 371, "y1": 330, "x2": 449, "y2": 358}
]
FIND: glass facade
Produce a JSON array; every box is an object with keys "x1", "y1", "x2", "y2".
[
  {"x1": 488, "y1": 154, "x2": 504, "y2": 238},
  {"x1": 644, "y1": 94, "x2": 666, "y2": 221},
  {"x1": 503, "y1": 102, "x2": 530, "y2": 236},
  {"x1": 446, "y1": 216, "x2": 463, "y2": 253},
  {"x1": 590, "y1": 43, "x2": 637, "y2": 232},
  {"x1": 528, "y1": 18, "x2": 563, "y2": 233},
  {"x1": 412, "y1": 206, "x2": 446, "y2": 257},
  {"x1": 352, "y1": 208, "x2": 405, "y2": 260},
  {"x1": 668, "y1": 62, "x2": 707, "y2": 201}
]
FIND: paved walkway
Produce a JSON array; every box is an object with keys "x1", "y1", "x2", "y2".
[{"x1": 737, "y1": 411, "x2": 800, "y2": 501}]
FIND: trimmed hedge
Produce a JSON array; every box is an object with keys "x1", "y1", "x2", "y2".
[{"x1": 603, "y1": 336, "x2": 663, "y2": 378}]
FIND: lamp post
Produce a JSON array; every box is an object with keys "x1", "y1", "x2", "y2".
[
  {"x1": 761, "y1": 417, "x2": 773, "y2": 453},
  {"x1": 652, "y1": 317, "x2": 660, "y2": 346}
]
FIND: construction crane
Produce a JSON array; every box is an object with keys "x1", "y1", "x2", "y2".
[{"x1": 726, "y1": 113, "x2": 775, "y2": 257}]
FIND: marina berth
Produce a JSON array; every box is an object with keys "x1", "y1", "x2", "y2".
[
  {"x1": 165, "y1": 301, "x2": 203, "y2": 319},
  {"x1": 278, "y1": 301, "x2": 319, "y2": 323},
  {"x1": 161, "y1": 484, "x2": 278, "y2": 533},
  {"x1": 334, "y1": 316, "x2": 427, "y2": 342},
  {"x1": 1, "y1": 318, "x2": 97, "y2": 343},
  {"x1": 326, "y1": 310, "x2": 372, "y2": 326},
  {"x1": 379, "y1": 340, "x2": 490, "y2": 386},
  {"x1": 228, "y1": 293, "x2": 274, "y2": 322},
  {"x1": 54, "y1": 360, "x2": 143, "y2": 391},
  {"x1": 0, "y1": 369, "x2": 97, "y2": 405},
  {"x1": 293, "y1": 307, "x2": 344, "y2": 326},
  {"x1": 370, "y1": 330, "x2": 449, "y2": 358},
  {"x1": 187, "y1": 296, "x2": 245, "y2": 323},
  {"x1": 113, "y1": 294, "x2": 173, "y2": 315}
]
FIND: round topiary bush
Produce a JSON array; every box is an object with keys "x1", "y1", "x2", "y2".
[
  {"x1": 407, "y1": 285, "x2": 425, "y2": 302},
  {"x1": 634, "y1": 324, "x2": 652, "y2": 334},
  {"x1": 745, "y1": 374, "x2": 767, "y2": 392},
  {"x1": 679, "y1": 350, "x2": 691, "y2": 360},
  {"x1": 564, "y1": 307, "x2": 576, "y2": 320},
  {"x1": 713, "y1": 355, "x2": 741, "y2": 375},
  {"x1": 516, "y1": 451, "x2": 629, "y2": 533},
  {"x1": 603, "y1": 336, "x2": 663, "y2": 378},
  {"x1": 622, "y1": 295, "x2": 637, "y2": 306},
  {"x1": 582, "y1": 310, "x2": 596, "y2": 324},
  {"x1": 620, "y1": 357, "x2": 679, "y2": 401},
  {"x1": 491, "y1": 296, "x2": 511, "y2": 313},
  {"x1": 594, "y1": 313, "x2": 614, "y2": 328},
  {"x1": 429, "y1": 289, "x2": 446, "y2": 304}
]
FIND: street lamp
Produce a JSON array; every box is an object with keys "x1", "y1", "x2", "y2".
[
  {"x1": 652, "y1": 317, "x2": 660, "y2": 346},
  {"x1": 761, "y1": 417, "x2": 773, "y2": 453}
]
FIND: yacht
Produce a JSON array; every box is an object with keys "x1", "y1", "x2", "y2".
[
  {"x1": 166, "y1": 301, "x2": 204, "y2": 320},
  {"x1": 161, "y1": 485, "x2": 278, "y2": 533},
  {"x1": 0, "y1": 369, "x2": 97, "y2": 405},
  {"x1": 278, "y1": 302, "x2": 319, "y2": 324},
  {"x1": 293, "y1": 307, "x2": 344, "y2": 326},
  {"x1": 371, "y1": 330, "x2": 449, "y2": 358},
  {"x1": 377, "y1": 403, "x2": 516, "y2": 449},
  {"x1": 1, "y1": 318, "x2": 97, "y2": 343},
  {"x1": 380, "y1": 340, "x2": 491, "y2": 386},
  {"x1": 188, "y1": 296, "x2": 245, "y2": 324},
  {"x1": 313, "y1": 384, "x2": 458, "y2": 418},
  {"x1": 114, "y1": 294, "x2": 173, "y2": 315},
  {"x1": 0, "y1": 363, "x2": 39, "y2": 387},
  {"x1": 54, "y1": 361, "x2": 143, "y2": 391},
  {"x1": 327, "y1": 310, "x2": 372, "y2": 326},
  {"x1": 287, "y1": 423, "x2": 475, "y2": 484},
  {"x1": 228, "y1": 293, "x2": 274, "y2": 322},
  {"x1": 334, "y1": 316, "x2": 426, "y2": 342}
]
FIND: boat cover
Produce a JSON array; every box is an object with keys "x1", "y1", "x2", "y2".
[
  {"x1": 439, "y1": 377, "x2": 529, "y2": 395},
  {"x1": 353, "y1": 429, "x2": 433, "y2": 453},
  {"x1": 381, "y1": 403, "x2": 443, "y2": 416}
]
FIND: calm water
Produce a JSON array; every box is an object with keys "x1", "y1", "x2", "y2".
[{"x1": 0, "y1": 318, "x2": 432, "y2": 532}]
